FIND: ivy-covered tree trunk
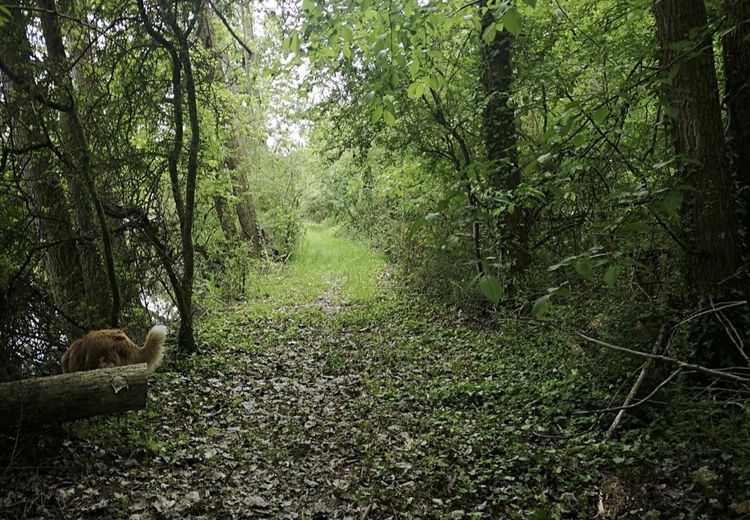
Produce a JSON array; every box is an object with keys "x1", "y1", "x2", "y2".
[
  {"x1": 37, "y1": 0, "x2": 121, "y2": 328},
  {"x1": 214, "y1": 192, "x2": 238, "y2": 241},
  {"x1": 200, "y1": 5, "x2": 263, "y2": 256},
  {"x1": 653, "y1": 0, "x2": 741, "y2": 298},
  {"x1": 479, "y1": 0, "x2": 529, "y2": 273},
  {"x1": 231, "y1": 150, "x2": 264, "y2": 257},
  {"x1": 722, "y1": 0, "x2": 750, "y2": 252}
]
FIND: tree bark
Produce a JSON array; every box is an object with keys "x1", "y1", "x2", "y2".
[
  {"x1": 230, "y1": 147, "x2": 263, "y2": 256},
  {"x1": 653, "y1": 0, "x2": 741, "y2": 297},
  {"x1": 0, "y1": 364, "x2": 149, "y2": 429},
  {"x1": 201, "y1": 4, "x2": 264, "y2": 256},
  {"x1": 722, "y1": 0, "x2": 750, "y2": 258},
  {"x1": 214, "y1": 193, "x2": 237, "y2": 240},
  {"x1": 0, "y1": 1, "x2": 87, "y2": 337},
  {"x1": 479, "y1": 0, "x2": 529, "y2": 273},
  {"x1": 37, "y1": 0, "x2": 121, "y2": 327}
]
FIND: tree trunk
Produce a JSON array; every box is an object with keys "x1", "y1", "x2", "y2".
[
  {"x1": 200, "y1": 5, "x2": 264, "y2": 256},
  {"x1": 137, "y1": 0, "x2": 198, "y2": 353},
  {"x1": 0, "y1": 364, "x2": 149, "y2": 429},
  {"x1": 230, "y1": 148, "x2": 263, "y2": 256},
  {"x1": 214, "y1": 193, "x2": 237, "y2": 240},
  {"x1": 237, "y1": 2, "x2": 265, "y2": 256},
  {"x1": 37, "y1": 0, "x2": 121, "y2": 327},
  {"x1": 653, "y1": 0, "x2": 741, "y2": 297},
  {"x1": 0, "y1": 1, "x2": 86, "y2": 337},
  {"x1": 479, "y1": 0, "x2": 529, "y2": 273},
  {"x1": 722, "y1": 0, "x2": 750, "y2": 257}
]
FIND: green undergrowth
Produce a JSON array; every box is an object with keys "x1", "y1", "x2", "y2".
[
  {"x1": 3, "y1": 225, "x2": 748, "y2": 519},
  {"x1": 325, "y1": 298, "x2": 750, "y2": 518}
]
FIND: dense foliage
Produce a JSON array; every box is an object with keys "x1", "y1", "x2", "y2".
[{"x1": 1, "y1": 0, "x2": 749, "y2": 517}]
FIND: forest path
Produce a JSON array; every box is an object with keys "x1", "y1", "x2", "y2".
[
  {"x1": 2, "y1": 225, "x2": 679, "y2": 519},
  {"x1": 241, "y1": 222, "x2": 386, "y2": 316}
]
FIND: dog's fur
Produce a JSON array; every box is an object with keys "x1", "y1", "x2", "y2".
[{"x1": 61, "y1": 325, "x2": 168, "y2": 373}]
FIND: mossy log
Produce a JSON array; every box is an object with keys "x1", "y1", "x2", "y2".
[{"x1": 0, "y1": 364, "x2": 149, "y2": 429}]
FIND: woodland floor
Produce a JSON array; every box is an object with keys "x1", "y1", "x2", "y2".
[{"x1": 1, "y1": 224, "x2": 749, "y2": 519}]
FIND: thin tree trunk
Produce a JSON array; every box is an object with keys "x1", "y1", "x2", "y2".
[
  {"x1": 231, "y1": 3, "x2": 263, "y2": 256},
  {"x1": 137, "y1": 0, "x2": 198, "y2": 352},
  {"x1": 653, "y1": 0, "x2": 741, "y2": 297},
  {"x1": 0, "y1": 1, "x2": 86, "y2": 337},
  {"x1": 37, "y1": 0, "x2": 121, "y2": 327},
  {"x1": 214, "y1": 193, "x2": 237, "y2": 240},
  {"x1": 177, "y1": 32, "x2": 199, "y2": 353},
  {"x1": 479, "y1": 0, "x2": 529, "y2": 273}
]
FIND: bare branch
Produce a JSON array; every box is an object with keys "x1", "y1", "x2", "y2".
[
  {"x1": 207, "y1": 0, "x2": 254, "y2": 59},
  {"x1": 577, "y1": 332, "x2": 750, "y2": 384},
  {"x1": 604, "y1": 324, "x2": 667, "y2": 439}
]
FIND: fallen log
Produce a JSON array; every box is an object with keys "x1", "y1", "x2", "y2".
[{"x1": 0, "y1": 364, "x2": 149, "y2": 429}]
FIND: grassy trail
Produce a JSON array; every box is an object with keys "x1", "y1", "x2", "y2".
[
  {"x1": 241, "y1": 222, "x2": 385, "y2": 314},
  {"x1": 2, "y1": 224, "x2": 748, "y2": 519}
]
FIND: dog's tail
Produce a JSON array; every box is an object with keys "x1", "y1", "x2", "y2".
[{"x1": 141, "y1": 325, "x2": 168, "y2": 371}]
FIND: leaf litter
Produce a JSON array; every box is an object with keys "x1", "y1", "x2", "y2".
[{"x1": 2, "y1": 277, "x2": 749, "y2": 518}]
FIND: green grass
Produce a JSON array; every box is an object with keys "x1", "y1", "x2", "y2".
[{"x1": 241, "y1": 222, "x2": 385, "y2": 314}]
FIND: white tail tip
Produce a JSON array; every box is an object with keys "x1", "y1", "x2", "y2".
[{"x1": 150, "y1": 325, "x2": 169, "y2": 337}]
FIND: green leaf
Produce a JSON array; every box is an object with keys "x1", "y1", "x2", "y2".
[
  {"x1": 658, "y1": 190, "x2": 682, "y2": 219},
  {"x1": 442, "y1": 235, "x2": 460, "y2": 251},
  {"x1": 592, "y1": 106, "x2": 608, "y2": 125},
  {"x1": 573, "y1": 258, "x2": 594, "y2": 281},
  {"x1": 603, "y1": 265, "x2": 622, "y2": 288},
  {"x1": 522, "y1": 0, "x2": 537, "y2": 7},
  {"x1": 621, "y1": 221, "x2": 650, "y2": 233},
  {"x1": 479, "y1": 275, "x2": 503, "y2": 304},
  {"x1": 371, "y1": 105, "x2": 383, "y2": 124},
  {"x1": 302, "y1": 0, "x2": 314, "y2": 11},
  {"x1": 537, "y1": 152, "x2": 554, "y2": 165},
  {"x1": 523, "y1": 160, "x2": 538, "y2": 174},
  {"x1": 571, "y1": 133, "x2": 586, "y2": 148},
  {"x1": 653, "y1": 158, "x2": 675, "y2": 169},
  {"x1": 407, "y1": 81, "x2": 425, "y2": 99},
  {"x1": 532, "y1": 295, "x2": 552, "y2": 318},
  {"x1": 408, "y1": 59, "x2": 420, "y2": 77},
  {"x1": 502, "y1": 7, "x2": 523, "y2": 36},
  {"x1": 383, "y1": 109, "x2": 396, "y2": 126},
  {"x1": 425, "y1": 212, "x2": 440, "y2": 222},
  {"x1": 548, "y1": 286, "x2": 571, "y2": 298},
  {"x1": 289, "y1": 32, "x2": 300, "y2": 52},
  {"x1": 482, "y1": 24, "x2": 496, "y2": 44},
  {"x1": 340, "y1": 25, "x2": 353, "y2": 44},
  {"x1": 408, "y1": 217, "x2": 427, "y2": 235}
]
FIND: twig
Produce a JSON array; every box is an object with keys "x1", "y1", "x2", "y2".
[
  {"x1": 207, "y1": 0, "x2": 254, "y2": 59},
  {"x1": 577, "y1": 333, "x2": 750, "y2": 384},
  {"x1": 2, "y1": 413, "x2": 23, "y2": 476},
  {"x1": 576, "y1": 368, "x2": 683, "y2": 416},
  {"x1": 604, "y1": 324, "x2": 667, "y2": 439},
  {"x1": 672, "y1": 300, "x2": 747, "y2": 330},
  {"x1": 712, "y1": 300, "x2": 749, "y2": 364},
  {"x1": 667, "y1": 299, "x2": 748, "y2": 354}
]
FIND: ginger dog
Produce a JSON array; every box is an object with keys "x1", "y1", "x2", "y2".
[{"x1": 61, "y1": 325, "x2": 168, "y2": 373}]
